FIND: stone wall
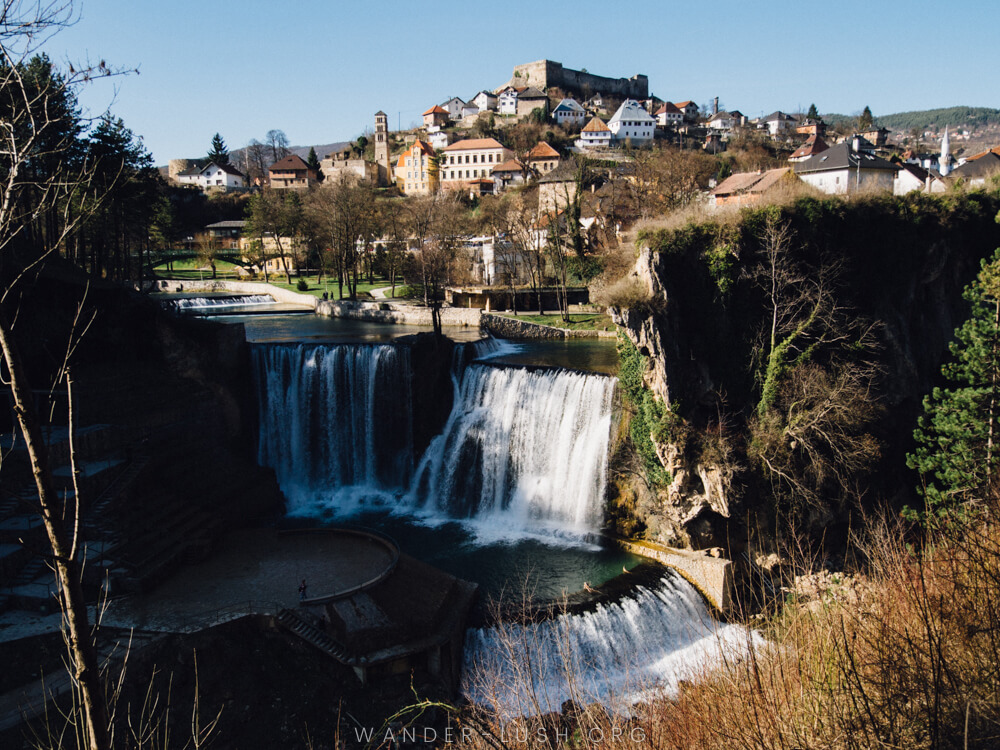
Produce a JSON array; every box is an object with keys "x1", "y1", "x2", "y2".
[
  {"x1": 481, "y1": 313, "x2": 617, "y2": 339},
  {"x1": 504, "y1": 59, "x2": 648, "y2": 100},
  {"x1": 615, "y1": 538, "x2": 733, "y2": 613},
  {"x1": 316, "y1": 299, "x2": 482, "y2": 328}
]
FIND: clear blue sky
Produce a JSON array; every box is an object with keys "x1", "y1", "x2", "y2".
[{"x1": 37, "y1": 0, "x2": 1000, "y2": 165}]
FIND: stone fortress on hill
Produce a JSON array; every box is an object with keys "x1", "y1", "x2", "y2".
[{"x1": 497, "y1": 59, "x2": 648, "y2": 100}]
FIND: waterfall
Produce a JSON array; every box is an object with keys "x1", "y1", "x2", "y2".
[
  {"x1": 462, "y1": 570, "x2": 759, "y2": 714},
  {"x1": 167, "y1": 294, "x2": 275, "y2": 311},
  {"x1": 253, "y1": 343, "x2": 412, "y2": 514},
  {"x1": 409, "y1": 363, "x2": 615, "y2": 538}
]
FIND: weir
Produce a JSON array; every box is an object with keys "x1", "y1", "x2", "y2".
[{"x1": 166, "y1": 294, "x2": 275, "y2": 311}]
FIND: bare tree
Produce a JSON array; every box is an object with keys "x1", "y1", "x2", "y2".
[
  {"x1": 404, "y1": 193, "x2": 465, "y2": 335},
  {"x1": 747, "y1": 213, "x2": 882, "y2": 521},
  {"x1": 304, "y1": 173, "x2": 379, "y2": 300},
  {"x1": 242, "y1": 138, "x2": 270, "y2": 186},
  {"x1": 265, "y1": 128, "x2": 290, "y2": 164},
  {"x1": 0, "y1": 3, "x2": 128, "y2": 747}
]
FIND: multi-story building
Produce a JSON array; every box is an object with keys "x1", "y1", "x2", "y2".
[
  {"x1": 440, "y1": 138, "x2": 512, "y2": 187},
  {"x1": 267, "y1": 154, "x2": 318, "y2": 190},
  {"x1": 394, "y1": 139, "x2": 438, "y2": 195},
  {"x1": 576, "y1": 117, "x2": 612, "y2": 149},
  {"x1": 607, "y1": 99, "x2": 656, "y2": 145}
]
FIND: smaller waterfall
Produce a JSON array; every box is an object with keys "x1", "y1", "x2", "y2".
[
  {"x1": 253, "y1": 343, "x2": 412, "y2": 514},
  {"x1": 167, "y1": 294, "x2": 275, "y2": 311},
  {"x1": 409, "y1": 363, "x2": 615, "y2": 538},
  {"x1": 462, "y1": 571, "x2": 759, "y2": 714}
]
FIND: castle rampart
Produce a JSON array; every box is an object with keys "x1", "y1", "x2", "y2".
[{"x1": 500, "y1": 59, "x2": 648, "y2": 100}]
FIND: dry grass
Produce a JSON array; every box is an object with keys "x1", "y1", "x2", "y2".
[{"x1": 448, "y1": 494, "x2": 1000, "y2": 749}]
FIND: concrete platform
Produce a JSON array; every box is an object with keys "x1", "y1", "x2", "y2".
[{"x1": 101, "y1": 527, "x2": 396, "y2": 633}]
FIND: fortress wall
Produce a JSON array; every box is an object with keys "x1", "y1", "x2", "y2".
[{"x1": 507, "y1": 59, "x2": 648, "y2": 99}]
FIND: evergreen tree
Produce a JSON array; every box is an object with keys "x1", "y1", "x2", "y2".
[
  {"x1": 806, "y1": 103, "x2": 820, "y2": 120},
  {"x1": 207, "y1": 132, "x2": 229, "y2": 164},
  {"x1": 908, "y1": 248, "x2": 1000, "y2": 521},
  {"x1": 306, "y1": 146, "x2": 323, "y2": 183},
  {"x1": 858, "y1": 105, "x2": 874, "y2": 130}
]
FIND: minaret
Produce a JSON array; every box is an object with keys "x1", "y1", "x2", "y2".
[
  {"x1": 374, "y1": 111, "x2": 390, "y2": 187},
  {"x1": 939, "y1": 125, "x2": 950, "y2": 176}
]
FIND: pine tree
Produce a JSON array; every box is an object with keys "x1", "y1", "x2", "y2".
[
  {"x1": 806, "y1": 103, "x2": 820, "y2": 120},
  {"x1": 858, "y1": 106, "x2": 874, "y2": 131},
  {"x1": 907, "y1": 248, "x2": 1000, "y2": 521},
  {"x1": 207, "y1": 132, "x2": 229, "y2": 164},
  {"x1": 306, "y1": 146, "x2": 323, "y2": 183}
]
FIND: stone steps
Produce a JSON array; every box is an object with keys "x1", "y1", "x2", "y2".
[{"x1": 276, "y1": 608, "x2": 352, "y2": 663}]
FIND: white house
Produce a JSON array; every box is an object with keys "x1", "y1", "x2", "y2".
[
  {"x1": 497, "y1": 88, "x2": 519, "y2": 116},
  {"x1": 608, "y1": 99, "x2": 656, "y2": 145},
  {"x1": 175, "y1": 161, "x2": 245, "y2": 191},
  {"x1": 894, "y1": 163, "x2": 947, "y2": 195},
  {"x1": 441, "y1": 96, "x2": 469, "y2": 121},
  {"x1": 793, "y1": 141, "x2": 897, "y2": 194},
  {"x1": 552, "y1": 98, "x2": 586, "y2": 127},
  {"x1": 427, "y1": 130, "x2": 452, "y2": 151},
  {"x1": 472, "y1": 90, "x2": 498, "y2": 113},
  {"x1": 758, "y1": 111, "x2": 797, "y2": 137},
  {"x1": 576, "y1": 117, "x2": 612, "y2": 149},
  {"x1": 707, "y1": 111, "x2": 737, "y2": 130},
  {"x1": 655, "y1": 102, "x2": 684, "y2": 128}
]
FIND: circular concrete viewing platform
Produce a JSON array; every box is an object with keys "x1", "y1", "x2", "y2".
[{"x1": 102, "y1": 527, "x2": 398, "y2": 633}]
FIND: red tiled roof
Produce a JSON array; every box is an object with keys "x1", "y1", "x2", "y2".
[
  {"x1": 528, "y1": 142, "x2": 560, "y2": 159},
  {"x1": 655, "y1": 102, "x2": 682, "y2": 115},
  {"x1": 967, "y1": 145, "x2": 1000, "y2": 160},
  {"x1": 395, "y1": 140, "x2": 436, "y2": 170},
  {"x1": 675, "y1": 100, "x2": 695, "y2": 108},
  {"x1": 443, "y1": 138, "x2": 504, "y2": 151},
  {"x1": 423, "y1": 105, "x2": 448, "y2": 116},
  {"x1": 790, "y1": 135, "x2": 829, "y2": 159}
]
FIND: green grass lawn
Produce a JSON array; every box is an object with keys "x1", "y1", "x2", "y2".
[{"x1": 496, "y1": 313, "x2": 614, "y2": 331}]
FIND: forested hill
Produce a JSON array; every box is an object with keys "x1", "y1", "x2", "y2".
[{"x1": 823, "y1": 106, "x2": 1000, "y2": 132}]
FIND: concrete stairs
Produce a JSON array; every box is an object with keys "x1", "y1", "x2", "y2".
[{"x1": 276, "y1": 608, "x2": 353, "y2": 664}]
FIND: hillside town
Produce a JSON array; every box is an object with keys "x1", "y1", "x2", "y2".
[
  {"x1": 6, "y1": 0, "x2": 1000, "y2": 742},
  {"x1": 160, "y1": 59, "x2": 1000, "y2": 295}
]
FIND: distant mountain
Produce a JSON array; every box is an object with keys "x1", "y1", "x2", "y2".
[{"x1": 822, "y1": 106, "x2": 1000, "y2": 133}]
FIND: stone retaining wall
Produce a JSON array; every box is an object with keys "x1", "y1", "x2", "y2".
[
  {"x1": 614, "y1": 538, "x2": 733, "y2": 613},
  {"x1": 482, "y1": 313, "x2": 618, "y2": 340},
  {"x1": 316, "y1": 299, "x2": 481, "y2": 328}
]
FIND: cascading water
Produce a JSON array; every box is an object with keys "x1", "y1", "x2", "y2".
[
  {"x1": 167, "y1": 294, "x2": 274, "y2": 311},
  {"x1": 462, "y1": 569, "x2": 760, "y2": 714},
  {"x1": 409, "y1": 363, "x2": 616, "y2": 538},
  {"x1": 253, "y1": 343, "x2": 412, "y2": 514}
]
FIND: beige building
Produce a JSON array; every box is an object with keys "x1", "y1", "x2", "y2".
[
  {"x1": 527, "y1": 141, "x2": 560, "y2": 175},
  {"x1": 440, "y1": 138, "x2": 512, "y2": 187},
  {"x1": 395, "y1": 139, "x2": 438, "y2": 195},
  {"x1": 320, "y1": 145, "x2": 378, "y2": 183}
]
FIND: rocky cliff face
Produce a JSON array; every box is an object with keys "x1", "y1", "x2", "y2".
[{"x1": 609, "y1": 195, "x2": 1000, "y2": 551}]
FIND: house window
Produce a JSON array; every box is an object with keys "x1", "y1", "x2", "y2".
[{"x1": 473, "y1": 155, "x2": 478, "y2": 164}]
